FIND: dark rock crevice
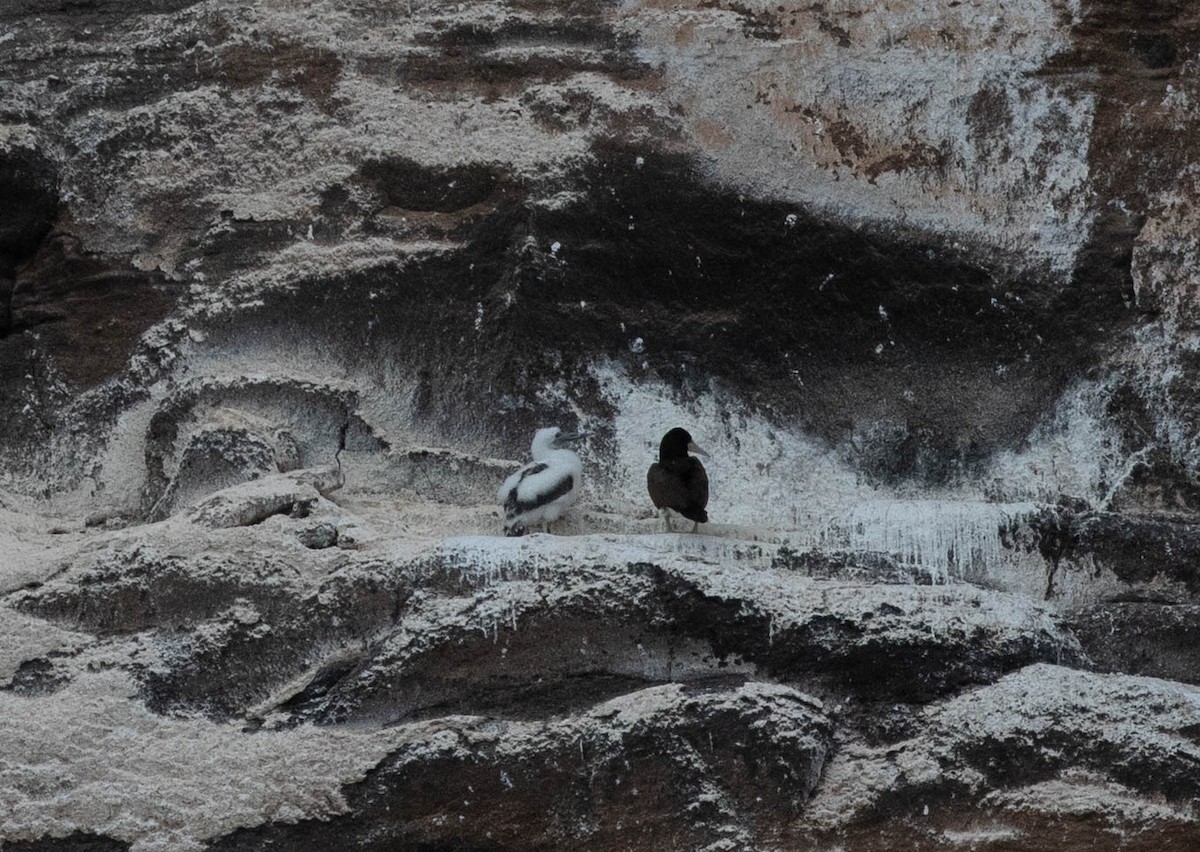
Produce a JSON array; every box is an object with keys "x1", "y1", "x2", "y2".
[{"x1": 0, "y1": 146, "x2": 58, "y2": 339}]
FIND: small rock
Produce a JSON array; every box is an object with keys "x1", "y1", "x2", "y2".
[{"x1": 298, "y1": 523, "x2": 339, "y2": 550}]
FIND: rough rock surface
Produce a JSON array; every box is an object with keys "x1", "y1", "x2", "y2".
[{"x1": 5, "y1": 0, "x2": 1200, "y2": 848}]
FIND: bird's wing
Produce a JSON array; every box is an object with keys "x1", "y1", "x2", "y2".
[
  {"x1": 498, "y1": 462, "x2": 549, "y2": 503},
  {"x1": 687, "y1": 459, "x2": 709, "y2": 511},
  {"x1": 506, "y1": 463, "x2": 574, "y2": 515},
  {"x1": 647, "y1": 463, "x2": 687, "y2": 510},
  {"x1": 648, "y1": 459, "x2": 709, "y2": 516}
]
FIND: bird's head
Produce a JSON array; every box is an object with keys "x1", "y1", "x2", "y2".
[
  {"x1": 659, "y1": 427, "x2": 709, "y2": 461},
  {"x1": 531, "y1": 426, "x2": 588, "y2": 459}
]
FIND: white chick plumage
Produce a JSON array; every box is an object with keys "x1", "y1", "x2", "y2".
[{"x1": 497, "y1": 426, "x2": 586, "y2": 536}]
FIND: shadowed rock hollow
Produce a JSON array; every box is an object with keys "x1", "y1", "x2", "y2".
[{"x1": 5, "y1": 0, "x2": 1200, "y2": 849}]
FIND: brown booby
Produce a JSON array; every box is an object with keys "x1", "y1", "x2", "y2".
[{"x1": 647, "y1": 427, "x2": 709, "y2": 532}]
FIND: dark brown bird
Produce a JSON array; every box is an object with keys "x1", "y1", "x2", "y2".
[{"x1": 647, "y1": 427, "x2": 709, "y2": 532}]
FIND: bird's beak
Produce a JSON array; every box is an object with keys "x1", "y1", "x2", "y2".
[
  {"x1": 557, "y1": 431, "x2": 587, "y2": 444},
  {"x1": 688, "y1": 441, "x2": 709, "y2": 457}
]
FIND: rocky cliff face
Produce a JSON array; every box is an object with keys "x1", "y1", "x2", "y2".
[{"x1": 5, "y1": 0, "x2": 1200, "y2": 849}]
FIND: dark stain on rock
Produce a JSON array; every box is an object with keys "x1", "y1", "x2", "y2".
[
  {"x1": 2, "y1": 656, "x2": 71, "y2": 695},
  {"x1": 398, "y1": 46, "x2": 648, "y2": 96},
  {"x1": 522, "y1": 87, "x2": 603, "y2": 132},
  {"x1": 806, "y1": 804, "x2": 1200, "y2": 852},
  {"x1": 266, "y1": 652, "x2": 368, "y2": 720},
  {"x1": 966, "y1": 84, "x2": 1014, "y2": 152},
  {"x1": 188, "y1": 212, "x2": 315, "y2": 281},
  {"x1": 381, "y1": 6, "x2": 649, "y2": 99},
  {"x1": 1047, "y1": 0, "x2": 1200, "y2": 340},
  {"x1": 0, "y1": 833, "x2": 130, "y2": 852},
  {"x1": 1102, "y1": 378, "x2": 1200, "y2": 516},
  {"x1": 0, "y1": 146, "x2": 58, "y2": 337},
  {"x1": 1078, "y1": 512, "x2": 1200, "y2": 593},
  {"x1": 772, "y1": 548, "x2": 910, "y2": 582},
  {"x1": 0, "y1": 6, "x2": 254, "y2": 126},
  {"x1": 1130, "y1": 32, "x2": 1178, "y2": 68},
  {"x1": 826, "y1": 116, "x2": 869, "y2": 161},
  {"x1": 818, "y1": 16, "x2": 852, "y2": 48},
  {"x1": 699, "y1": 1, "x2": 784, "y2": 41},
  {"x1": 298, "y1": 522, "x2": 339, "y2": 549},
  {"x1": 0, "y1": 0, "x2": 201, "y2": 19},
  {"x1": 863, "y1": 141, "x2": 951, "y2": 184},
  {"x1": 358, "y1": 158, "x2": 510, "y2": 214},
  {"x1": 290, "y1": 602, "x2": 684, "y2": 727},
  {"x1": 1071, "y1": 602, "x2": 1200, "y2": 683},
  {"x1": 192, "y1": 144, "x2": 1132, "y2": 480},
  {"x1": 1023, "y1": 506, "x2": 1200, "y2": 596},
  {"x1": 219, "y1": 39, "x2": 342, "y2": 111},
  {"x1": 506, "y1": 0, "x2": 621, "y2": 12},
  {"x1": 3, "y1": 233, "x2": 175, "y2": 388},
  {"x1": 1107, "y1": 451, "x2": 1200, "y2": 516},
  {"x1": 418, "y1": 17, "x2": 621, "y2": 51}
]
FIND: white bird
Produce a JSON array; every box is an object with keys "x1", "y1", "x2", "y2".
[{"x1": 497, "y1": 426, "x2": 586, "y2": 536}]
